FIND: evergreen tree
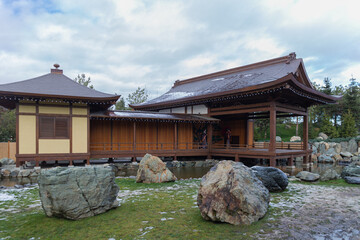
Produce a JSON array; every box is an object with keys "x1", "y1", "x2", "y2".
[
  {"x1": 0, "y1": 110, "x2": 16, "y2": 142},
  {"x1": 340, "y1": 110, "x2": 357, "y2": 137},
  {"x1": 342, "y1": 77, "x2": 360, "y2": 130},
  {"x1": 114, "y1": 97, "x2": 128, "y2": 110},
  {"x1": 74, "y1": 74, "x2": 94, "y2": 89},
  {"x1": 320, "y1": 111, "x2": 339, "y2": 138},
  {"x1": 127, "y1": 87, "x2": 148, "y2": 106}
]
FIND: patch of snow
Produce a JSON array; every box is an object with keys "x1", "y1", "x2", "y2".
[{"x1": 0, "y1": 192, "x2": 16, "y2": 201}]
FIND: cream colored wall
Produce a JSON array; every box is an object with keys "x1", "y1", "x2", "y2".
[
  {"x1": 38, "y1": 139, "x2": 70, "y2": 154},
  {"x1": 72, "y1": 117, "x2": 88, "y2": 153},
  {"x1": 18, "y1": 115, "x2": 36, "y2": 154},
  {"x1": 72, "y1": 107, "x2": 87, "y2": 115},
  {"x1": 19, "y1": 105, "x2": 36, "y2": 113},
  {"x1": 39, "y1": 106, "x2": 70, "y2": 114}
]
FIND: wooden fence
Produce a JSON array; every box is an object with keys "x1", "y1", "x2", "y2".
[{"x1": 0, "y1": 142, "x2": 16, "y2": 161}]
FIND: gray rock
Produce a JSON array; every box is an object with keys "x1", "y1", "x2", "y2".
[
  {"x1": 10, "y1": 169, "x2": 19, "y2": 178},
  {"x1": 276, "y1": 136, "x2": 282, "y2": 142},
  {"x1": 319, "y1": 132, "x2": 328, "y2": 140},
  {"x1": 340, "y1": 142, "x2": 348, "y2": 152},
  {"x1": 344, "y1": 176, "x2": 360, "y2": 184},
  {"x1": 19, "y1": 169, "x2": 32, "y2": 178},
  {"x1": 325, "y1": 148, "x2": 336, "y2": 156},
  {"x1": 197, "y1": 161, "x2": 269, "y2": 225},
  {"x1": 340, "y1": 152, "x2": 353, "y2": 158},
  {"x1": 316, "y1": 136, "x2": 324, "y2": 141},
  {"x1": 314, "y1": 142, "x2": 320, "y2": 148},
  {"x1": 351, "y1": 156, "x2": 360, "y2": 162},
  {"x1": 251, "y1": 166, "x2": 288, "y2": 192},
  {"x1": 334, "y1": 143, "x2": 342, "y2": 154},
  {"x1": 318, "y1": 155, "x2": 334, "y2": 163},
  {"x1": 38, "y1": 166, "x2": 119, "y2": 220},
  {"x1": 311, "y1": 154, "x2": 318, "y2": 162},
  {"x1": 296, "y1": 171, "x2": 320, "y2": 182},
  {"x1": 348, "y1": 138, "x2": 358, "y2": 153},
  {"x1": 320, "y1": 169, "x2": 340, "y2": 181},
  {"x1": 0, "y1": 158, "x2": 15, "y2": 166},
  {"x1": 195, "y1": 161, "x2": 204, "y2": 168},
  {"x1": 341, "y1": 164, "x2": 360, "y2": 178},
  {"x1": 319, "y1": 142, "x2": 329, "y2": 154},
  {"x1": 136, "y1": 154, "x2": 177, "y2": 183}
]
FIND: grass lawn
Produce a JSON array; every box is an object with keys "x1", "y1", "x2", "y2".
[{"x1": 0, "y1": 178, "x2": 358, "y2": 240}]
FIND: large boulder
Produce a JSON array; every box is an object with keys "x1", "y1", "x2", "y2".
[
  {"x1": 136, "y1": 154, "x2": 177, "y2": 183},
  {"x1": 38, "y1": 166, "x2": 119, "y2": 220},
  {"x1": 276, "y1": 136, "x2": 282, "y2": 142},
  {"x1": 251, "y1": 166, "x2": 288, "y2": 192},
  {"x1": 318, "y1": 155, "x2": 334, "y2": 163},
  {"x1": 340, "y1": 151, "x2": 353, "y2": 158},
  {"x1": 296, "y1": 171, "x2": 320, "y2": 182},
  {"x1": 197, "y1": 161, "x2": 269, "y2": 225},
  {"x1": 320, "y1": 169, "x2": 340, "y2": 181}
]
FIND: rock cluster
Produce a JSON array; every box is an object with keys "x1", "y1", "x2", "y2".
[
  {"x1": 251, "y1": 166, "x2": 288, "y2": 192},
  {"x1": 38, "y1": 166, "x2": 119, "y2": 220},
  {"x1": 311, "y1": 137, "x2": 360, "y2": 164},
  {"x1": 136, "y1": 154, "x2": 177, "y2": 183},
  {"x1": 341, "y1": 163, "x2": 360, "y2": 184},
  {"x1": 197, "y1": 161, "x2": 269, "y2": 225}
]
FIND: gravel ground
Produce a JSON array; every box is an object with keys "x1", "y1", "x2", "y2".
[{"x1": 254, "y1": 183, "x2": 360, "y2": 240}]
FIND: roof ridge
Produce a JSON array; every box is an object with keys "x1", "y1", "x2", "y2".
[{"x1": 173, "y1": 52, "x2": 297, "y2": 87}]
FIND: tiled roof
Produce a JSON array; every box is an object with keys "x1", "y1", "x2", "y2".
[{"x1": 91, "y1": 110, "x2": 219, "y2": 122}]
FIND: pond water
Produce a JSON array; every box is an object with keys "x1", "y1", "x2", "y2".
[{"x1": 0, "y1": 162, "x2": 346, "y2": 188}]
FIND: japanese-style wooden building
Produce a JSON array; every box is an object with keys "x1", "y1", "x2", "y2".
[{"x1": 0, "y1": 53, "x2": 338, "y2": 167}]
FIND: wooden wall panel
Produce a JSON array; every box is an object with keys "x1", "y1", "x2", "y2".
[
  {"x1": 90, "y1": 120, "x2": 111, "y2": 150},
  {"x1": 158, "y1": 122, "x2": 174, "y2": 150},
  {"x1": 178, "y1": 123, "x2": 193, "y2": 149},
  {"x1": 135, "y1": 122, "x2": 157, "y2": 150},
  {"x1": 112, "y1": 121, "x2": 133, "y2": 150}
]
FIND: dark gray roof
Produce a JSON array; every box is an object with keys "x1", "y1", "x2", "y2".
[
  {"x1": 91, "y1": 110, "x2": 219, "y2": 122},
  {"x1": 0, "y1": 73, "x2": 118, "y2": 100},
  {"x1": 135, "y1": 57, "x2": 302, "y2": 107}
]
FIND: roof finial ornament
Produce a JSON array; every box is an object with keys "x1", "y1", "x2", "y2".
[
  {"x1": 286, "y1": 52, "x2": 296, "y2": 64},
  {"x1": 54, "y1": 63, "x2": 60, "y2": 69}
]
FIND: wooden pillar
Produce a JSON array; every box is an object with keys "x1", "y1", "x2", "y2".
[
  {"x1": 207, "y1": 124, "x2": 213, "y2": 159},
  {"x1": 69, "y1": 159, "x2": 73, "y2": 166},
  {"x1": 246, "y1": 119, "x2": 254, "y2": 148},
  {"x1": 269, "y1": 104, "x2": 276, "y2": 152},
  {"x1": 86, "y1": 157, "x2": 90, "y2": 165},
  {"x1": 303, "y1": 114, "x2": 309, "y2": 165},
  {"x1": 235, "y1": 154, "x2": 239, "y2": 162},
  {"x1": 269, "y1": 157, "x2": 276, "y2": 167},
  {"x1": 174, "y1": 122, "x2": 178, "y2": 150},
  {"x1": 133, "y1": 122, "x2": 136, "y2": 151}
]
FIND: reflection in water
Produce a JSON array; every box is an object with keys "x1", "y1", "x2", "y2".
[{"x1": 0, "y1": 162, "x2": 346, "y2": 187}]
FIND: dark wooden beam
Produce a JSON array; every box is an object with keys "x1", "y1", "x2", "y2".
[{"x1": 269, "y1": 103, "x2": 276, "y2": 153}]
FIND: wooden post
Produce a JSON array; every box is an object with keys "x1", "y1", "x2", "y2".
[
  {"x1": 133, "y1": 122, "x2": 136, "y2": 151},
  {"x1": 269, "y1": 157, "x2": 276, "y2": 167},
  {"x1": 269, "y1": 104, "x2": 276, "y2": 152},
  {"x1": 246, "y1": 119, "x2": 254, "y2": 148},
  {"x1": 235, "y1": 154, "x2": 239, "y2": 162},
  {"x1": 7, "y1": 140, "x2": 10, "y2": 159},
  {"x1": 303, "y1": 114, "x2": 309, "y2": 165},
  {"x1": 174, "y1": 122, "x2": 178, "y2": 150},
  {"x1": 207, "y1": 124, "x2": 213, "y2": 159}
]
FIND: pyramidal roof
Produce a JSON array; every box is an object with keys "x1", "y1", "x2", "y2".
[{"x1": 0, "y1": 65, "x2": 119, "y2": 101}]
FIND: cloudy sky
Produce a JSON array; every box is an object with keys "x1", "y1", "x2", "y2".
[{"x1": 0, "y1": 0, "x2": 359, "y2": 103}]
